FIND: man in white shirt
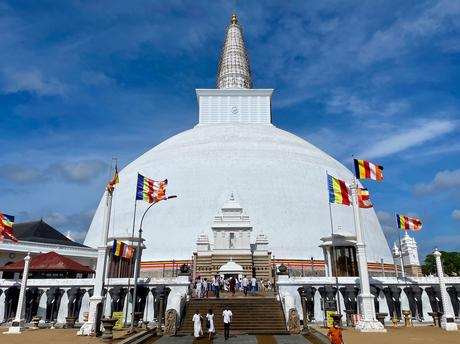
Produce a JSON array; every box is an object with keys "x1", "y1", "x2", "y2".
[
  {"x1": 212, "y1": 275, "x2": 220, "y2": 298},
  {"x1": 242, "y1": 275, "x2": 249, "y2": 296},
  {"x1": 251, "y1": 276, "x2": 257, "y2": 293},
  {"x1": 222, "y1": 305, "x2": 232, "y2": 340}
]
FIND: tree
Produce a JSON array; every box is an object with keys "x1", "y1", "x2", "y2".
[{"x1": 422, "y1": 251, "x2": 460, "y2": 276}]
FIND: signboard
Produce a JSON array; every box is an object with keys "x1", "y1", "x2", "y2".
[
  {"x1": 326, "y1": 310, "x2": 336, "y2": 328},
  {"x1": 112, "y1": 312, "x2": 124, "y2": 330}
]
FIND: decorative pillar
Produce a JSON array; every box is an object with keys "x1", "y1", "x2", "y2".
[
  {"x1": 433, "y1": 249, "x2": 458, "y2": 331},
  {"x1": 350, "y1": 181, "x2": 386, "y2": 332},
  {"x1": 4, "y1": 252, "x2": 31, "y2": 334},
  {"x1": 78, "y1": 191, "x2": 113, "y2": 336}
]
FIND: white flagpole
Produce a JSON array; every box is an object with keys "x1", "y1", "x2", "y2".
[
  {"x1": 350, "y1": 176, "x2": 386, "y2": 332},
  {"x1": 124, "y1": 177, "x2": 139, "y2": 328}
]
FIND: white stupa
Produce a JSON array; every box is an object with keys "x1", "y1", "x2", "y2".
[{"x1": 84, "y1": 13, "x2": 392, "y2": 265}]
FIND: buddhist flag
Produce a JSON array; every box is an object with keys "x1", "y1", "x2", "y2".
[
  {"x1": 328, "y1": 174, "x2": 351, "y2": 206},
  {"x1": 396, "y1": 214, "x2": 422, "y2": 231},
  {"x1": 136, "y1": 173, "x2": 167, "y2": 203},
  {"x1": 354, "y1": 159, "x2": 384, "y2": 181},
  {"x1": 0, "y1": 214, "x2": 18, "y2": 243},
  {"x1": 106, "y1": 165, "x2": 119, "y2": 194},
  {"x1": 112, "y1": 239, "x2": 133, "y2": 259},
  {"x1": 357, "y1": 188, "x2": 373, "y2": 208}
]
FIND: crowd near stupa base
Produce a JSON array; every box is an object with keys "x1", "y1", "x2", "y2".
[{"x1": 1, "y1": 13, "x2": 459, "y2": 339}]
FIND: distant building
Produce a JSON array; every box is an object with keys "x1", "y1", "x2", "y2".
[
  {"x1": 392, "y1": 231, "x2": 421, "y2": 277},
  {"x1": 0, "y1": 219, "x2": 96, "y2": 279}
]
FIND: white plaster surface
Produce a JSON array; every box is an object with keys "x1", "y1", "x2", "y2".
[{"x1": 84, "y1": 123, "x2": 393, "y2": 263}]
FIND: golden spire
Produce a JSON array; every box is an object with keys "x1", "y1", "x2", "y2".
[{"x1": 231, "y1": 11, "x2": 238, "y2": 25}]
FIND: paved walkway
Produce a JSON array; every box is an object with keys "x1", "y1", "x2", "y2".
[{"x1": 154, "y1": 334, "x2": 312, "y2": 343}]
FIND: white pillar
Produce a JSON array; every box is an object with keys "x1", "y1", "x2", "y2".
[
  {"x1": 78, "y1": 191, "x2": 112, "y2": 336},
  {"x1": 433, "y1": 249, "x2": 457, "y2": 331},
  {"x1": 350, "y1": 181, "x2": 386, "y2": 332},
  {"x1": 4, "y1": 252, "x2": 31, "y2": 334}
]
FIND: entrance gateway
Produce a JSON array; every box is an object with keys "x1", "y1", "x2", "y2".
[{"x1": 192, "y1": 193, "x2": 272, "y2": 282}]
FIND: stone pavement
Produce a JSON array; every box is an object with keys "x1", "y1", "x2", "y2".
[{"x1": 154, "y1": 334, "x2": 312, "y2": 343}]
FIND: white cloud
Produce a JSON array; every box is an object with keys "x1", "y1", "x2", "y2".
[
  {"x1": 0, "y1": 69, "x2": 66, "y2": 96},
  {"x1": 414, "y1": 169, "x2": 460, "y2": 194},
  {"x1": 0, "y1": 165, "x2": 44, "y2": 183},
  {"x1": 326, "y1": 90, "x2": 409, "y2": 118},
  {"x1": 50, "y1": 159, "x2": 108, "y2": 183},
  {"x1": 0, "y1": 159, "x2": 108, "y2": 184},
  {"x1": 358, "y1": 119, "x2": 457, "y2": 159},
  {"x1": 452, "y1": 210, "x2": 460, "y2": 221}
]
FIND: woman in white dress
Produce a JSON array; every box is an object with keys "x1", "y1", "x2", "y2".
[
  {"x1": 192, "y1": 310, "x2": 203, "y2": 338},
  {"x1": 206, "y1": 309, "x2": 215, "y2": 340}
]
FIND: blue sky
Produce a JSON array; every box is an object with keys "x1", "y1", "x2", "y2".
[{"x1": 1, "y1": 0, "x2": 459, "y2": 259}]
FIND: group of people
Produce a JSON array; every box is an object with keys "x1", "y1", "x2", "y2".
[
  {"x1": 192, "y1": 305, "x2": 233, "y2": 340},
  {"x1": 193, "y1": 275, "x2": 272, "y2": 298}
]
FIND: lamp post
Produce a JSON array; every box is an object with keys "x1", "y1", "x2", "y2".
[
  {"x1": 433, "y1": 248, "x2": 458, "y2": 331},
  {"x1": 350, "y1": 180, "x2": 386, "y2": 332},
  {"x1": 5, "y1": 252, "x2": 31, "y2": 334},
  {"x1": 130, "y1": 195, "x2": 177, "y2": 332}
]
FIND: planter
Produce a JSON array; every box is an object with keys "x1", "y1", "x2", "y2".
[
  {"x1": 65, "y1": 316, "x2": 77, "y2": 328},
  {"x1": 375, "y1": 312, "x2": 388, "y2": 326},
  {"x1": 101, "y1": 318, "x2": 118, "y2": 342},
  {"x1": 402, "y1": 310, "x2": 411, "y2": 327},
  {"x1": 133, "y1": 312, "x2": 143, "y2": 327},
  {"x1": 30, "y1": 315, "x2": 42, "y2": 330}
]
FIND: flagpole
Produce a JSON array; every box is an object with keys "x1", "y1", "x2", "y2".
[
  {"x1": 395, "y1": 216, "x2": 406, "y2": 279},
  {"x1": 124, "y1": 176, "x2": 139, "y2": 328},
  {"x1": 130, "y1": 195, "x2": 177, "y2": 332},
  {"x1": 328, "y1": 201, "x2": 342, "y2": 318},
  {"x1": 350, "y1": 176, "x2": 385, "y2": 332},
  {"x1": 78, "y1": 163, "x2": 115, "y2": 336},
  {"x1": 326, "y1": 171, "x2": 342, "y2": 318},
  {"x1": 101, "y1": 158, "x2": 117, "y2": 323}
]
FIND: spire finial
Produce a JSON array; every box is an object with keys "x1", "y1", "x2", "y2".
[
  {"x1": 231, "y1": 11, "x2": 238, "y2": 25},
  {"x1": 216, "y1": 12, "x2": 253, "y2": 89}
]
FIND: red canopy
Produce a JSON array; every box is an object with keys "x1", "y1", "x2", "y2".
[{"x1": 0, "y1": 251, "x2": 94, "y2": 273}]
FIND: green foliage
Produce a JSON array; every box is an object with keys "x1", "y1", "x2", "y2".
[{"x1": 421, "y1": 251, "x2": 460, "y2": 276}]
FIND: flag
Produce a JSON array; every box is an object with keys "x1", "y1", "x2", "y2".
[
  {"x1": 357, "y1": 188, "x2": 373, "y2": 208},
  {"x1": 106, "y1": 165, "x2": 119, "y2": 194},
  {"x1": 112, "y1": 239, "x2": 133, "y2": 259},
  {"x1": 136, "y1": 173, "x2": 167, "y2": 203},
  {"x1": 354, "y1": 159, "x2": 384, "y2": 181},
  {"x1": 0, "y1": 214, "x2": 18, "y2": 243},
  {"x1": 328, "y1": 174, "x2": 351, "y2": 206},
  {"x1": 396, "y1": 214, "x2": 422, "y2": 231}
]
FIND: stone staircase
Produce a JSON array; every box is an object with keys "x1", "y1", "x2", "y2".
[{"x1": 177, "y1": 296, "x2": 288, "y2": 335}]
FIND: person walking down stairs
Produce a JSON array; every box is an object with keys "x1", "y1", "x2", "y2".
[
  {"x1": 192, "y1": 310, "x2": 203, "y2": 338},
  {"x1": 229, "y1": 276, "x2": 236, "y2": 296},
  {"x1": 206, "y1": 309, "x2": 215, "y2": 341},
  {"x1": 242, "y1": 275, "x2": 249, "y2": 296},
  {"x1": 222, "y1": 305, "x2": 233, "y2": 340}
]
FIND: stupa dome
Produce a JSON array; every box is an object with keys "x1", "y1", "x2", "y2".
[{"x1": 83, "y1": 14, "x2": 392, "y2": 264}]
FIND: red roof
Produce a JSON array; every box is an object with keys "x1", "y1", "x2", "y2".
[{"x1": 0, "y1": 251, "x2": 94, "y2": 273}]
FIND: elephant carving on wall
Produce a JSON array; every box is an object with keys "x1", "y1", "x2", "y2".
[
  {"x1": 339, "y1": 286, "x2": 359, "y2": 313},
  {"x1": 4, "y1": 286, "x2": 20, "y2": 321},
  {"x1": 425, "y1": 286, "x2": 443, "y2": 314},
  {"x1": 45, "y1": 287, "x2": 64, "y2": 322},
  {"x1": 383, "y1": 286, "x2": 402, "y2": 319},
  {"x1": 403, "y1": 285, "x2": 424, "y2": 321},
  {"x1": 109, "y1": 286, "x2": 127, "y2": 315},
  {"x1": 67, "y1": 287, "x2": 87, "y2": 318},
  {"x1": 297, "y1": 285, "x2": 316, "y2": 322},
  {"x1": 25, "y1": 287, "x2": 44, "y2": 322},
  {"x1": 370, "y1": 285, "x2": 381, "y2": 313}
]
